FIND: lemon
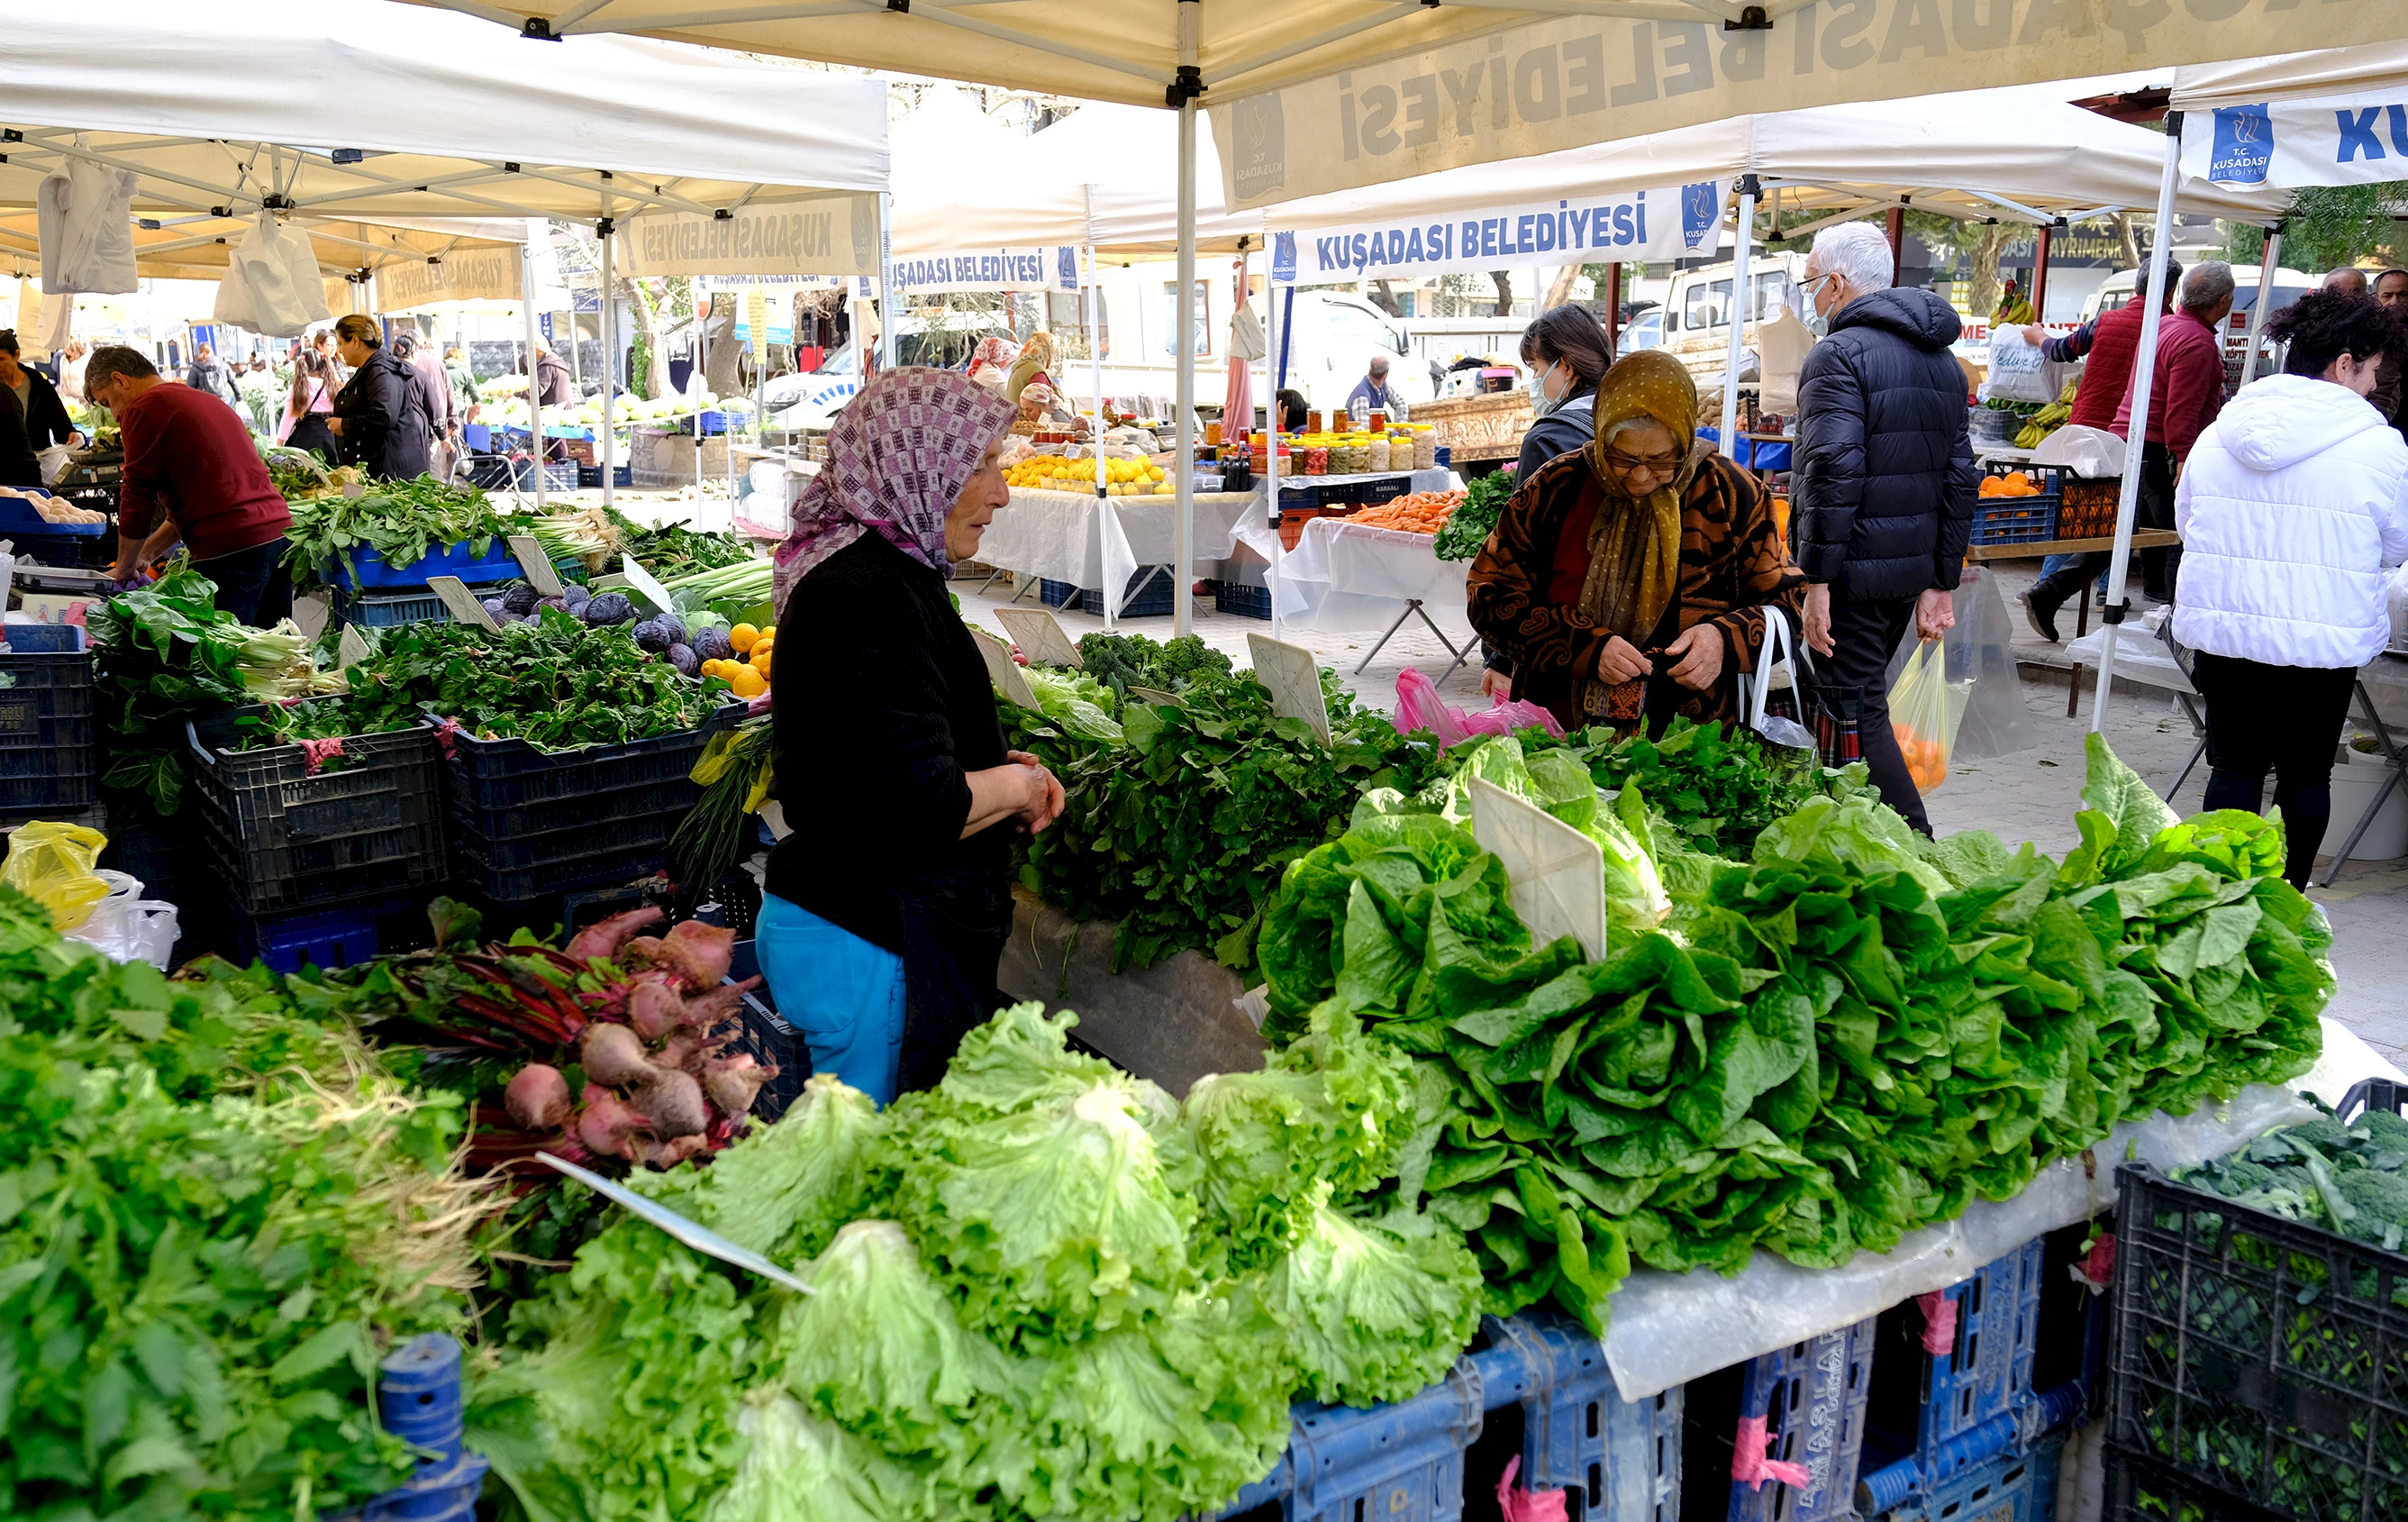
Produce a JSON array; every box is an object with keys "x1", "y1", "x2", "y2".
[{"x1": 729, "y1": 623, "x2": 759, "y2": 653}]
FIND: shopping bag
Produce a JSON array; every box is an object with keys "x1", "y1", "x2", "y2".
[
  {"x1": 1395, "y1": 666, "x2": 1565, "y2": 750},
  {"x1": 61, "y1": 869, "x2": 180, "y2": 970},
  {"x1": 0, "y1": 818, "x2": 111, "y2": 931},
  {"x1": 1746, "y1": 610, "x2": 1818, "y2": 753},
  {"x1": 1888, "y1": 640, "x2": 1973, "y2": 793}
]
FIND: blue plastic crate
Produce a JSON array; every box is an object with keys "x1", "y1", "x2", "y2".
[
  {"x1": 1727, "y1": 1317, "x2": 1876, "y2": 1522},
  {"x1": 1879, "y1": 1431, "x2": 2066, "y2": 1522},
  {"x1": 334, "y1": 588, "x2": 451, "y2": 629},
  {"x1": 1040, "y1": 568, "x2": 1176, "y2": 618},
  {"x1": 1217, "y1": 580, "x2": 1274, "y2": 620},
  {"x1": 232, "y1": 901, "x2": 386, "y2": 974},
  {"x1": 330, "y1": 538, "x2": 522, "y2": 591},
  {"x1": 0, "y1": 624, "x2": 96, "y2": 816},
  {"x1": 1220, "y1": 1354, "x2": 1486, "y2": 1522},
  {"x1": 0, "y1": 489, "x2": 107, "y2": 539},
  {"x1": 1482, "y1": 1311, "x2": 1681, "y2": 1522},
  {"x1": 696, "y1": 410, "x2": 728, "y2": 435},
  {"x1": 462, "y1": 423, "x2": 493, "y2": 451}
]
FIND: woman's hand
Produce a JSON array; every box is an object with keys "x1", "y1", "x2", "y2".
[
  {"x1": 325, "y1": 416, "x2": 344, "y2": 436},
  {"x1": 1596, "y1": 635, "x2": 1652, "y2": 685},
  {"x1": 1803, "y1": 584, "x2": 1834, "y2": 656},
  {"x1": 1006, "y1": 750, "x2": 1066, "y2": 833},
  {"x1": 1481, "y1": 668, "x2": 1512, "y2": 700},
  {"x1": 1663, "y1": 624, "x2": 1725, "y2": 691}
]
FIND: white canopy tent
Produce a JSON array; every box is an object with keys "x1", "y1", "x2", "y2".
[
  {"x1": 0, "y1": 0, "x2": 889, "y2": 509},
  {"x1": 410, "y1": 0, "x2": 2408, "y2": 639}
]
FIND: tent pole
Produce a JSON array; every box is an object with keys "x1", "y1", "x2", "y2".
[
  {"x1": 522, "y1": 245, "x2": 548, "y2": 512},
  {"x1": 2032, "y1": 222, "x2": 2054, "y2": 324},
  {"x1": 1885, "y1": 205, "x2": 1904, "y2": 283},
  {"x1": 2242, "y1": 223, "x2": 2283, "y2": 388},
  {"x1": 878, "y1": 192, "x2": 899, "y2": 371},
  {"x1": 599, "y1": 208, "x2": 615, "y2": 510},
  {"x1": 1171, "y1": 0, "x2": 1199, "y2": 638},
  {"x1": 1088, "y1": 236, "x2": 1113, "y2": 633},
  {"x1": 695, "y1": 278, "x2": 708, "y2": 493},
  {"x1": 1604, "y1": 262, "x2": 1622, "y2": 353},
  {"x1": 2089, "y1": 113, "x2": 2185, "y2": 735},
  {"x1": 1720, "y1": 175, "x2": 1758, "y2": 460}
]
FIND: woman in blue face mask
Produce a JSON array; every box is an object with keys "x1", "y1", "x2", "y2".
[{"x1": 1485, "y1": 305, "x2": 1616, "y2": 697}]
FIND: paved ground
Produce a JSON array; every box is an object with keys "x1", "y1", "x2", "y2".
[{"x1": 617, "y1": 487, "x2": 2408, "y2": 1073}]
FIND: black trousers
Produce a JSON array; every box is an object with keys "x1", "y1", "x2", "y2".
[
  {"x1": 195, "y1": 535, "x2": 294, "y2": 628},
  {"x1": 2029, "y1": 442, "x2": 2180, "y2": 610},
  {"x1": 1824, "y1": 592, "x2": 1931, "y2": 836},
  {"x1": 2192, "y1": 652, "x2": 2358, "y2": 889}
]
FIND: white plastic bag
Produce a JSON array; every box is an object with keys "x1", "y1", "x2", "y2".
[
  {"x1": 1983, "y1": 327, "x2": 2062, "y2": 405},
  {"x1": 2031, "y1": 423, "x2": 2126, "y2": 477},
  {"x1": 62, "y1": 869, "x2": 181, "y2": 971},
  {"x1": 1747, "y1": 611, "x2": 1818, "y2": 752},
  {"x1": 35, "y1": 443, "x2": 74, "y2": 486}
]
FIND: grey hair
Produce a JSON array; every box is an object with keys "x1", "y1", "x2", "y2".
[
  {"x1": 1811, "y1": 221, "x2": 1895, "y2": 295},
  {"x1": 1604, "y1": 415, "x2": 1677, "y2": 448},
  {"x1": 2180, "y1": 261, "x2": 2236, "y2": 314}
]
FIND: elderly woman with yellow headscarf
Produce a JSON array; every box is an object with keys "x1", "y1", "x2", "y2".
[
  {"x1": 1005, "y1": 331, "x2": 1058, "y2": 406},
  {"x1": 1467, "y1": 351, "x2": 1803, "y2": 735}
]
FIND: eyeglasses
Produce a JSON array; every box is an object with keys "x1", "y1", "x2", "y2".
[
  {"x1": 1798, "y1": 272, "x2": 1840, "y2": 297},
  {"x1": 1600, "y1": 448, "x2": 1683, "y2": 474}
]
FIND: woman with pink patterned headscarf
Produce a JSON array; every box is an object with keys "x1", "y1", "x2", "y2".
[{"x1": 759, "y1": 368, "x2": 1067, "y2": 1104}]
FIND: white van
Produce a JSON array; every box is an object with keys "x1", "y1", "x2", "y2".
[{"x1": 1656, "y1": 250, "x2": 1812, "y2": 384}]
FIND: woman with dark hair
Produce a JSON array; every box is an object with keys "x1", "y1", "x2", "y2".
[
  {"x1": 2174, "y1": 287, "x2": 2408, "y2": 889},
  {"x1": 1468, "y1": 350, "x2": 1801, "y2": 735},
  {"x1": 327, "y1": 314, "x2": 430, "y2": 480},
  {"x1": 1277, "y1": 387, "x2": 1307, "y2": 433},
  {"x1": 281, "y1": 348, "x2": 340, "y2": 461}
]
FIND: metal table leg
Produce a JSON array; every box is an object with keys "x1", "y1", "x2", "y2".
[
  {"x1": 1349, "y1": 598, "x2": 1470, "y2": 685},
  {"x1": 2320, "y1": 679, "x2": 2406, "y2": 887},
  {"x1": 1352, "y1": 599, "x2": 1420, "y2": 675}
]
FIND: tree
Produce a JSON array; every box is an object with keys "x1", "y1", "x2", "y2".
[
  {"x1": 1906, "y1": 210, "x2": 2020, "y2": 318},
  {"x1": 2222, "y1": 183, "x2": 2408, "y2": 272},
  {"x1": 1364, "y1": 278, "x2": 1404, "y2": 316},
  {"x1": 1490, "y1": 271, "x2": 1514, "y2": 316}
]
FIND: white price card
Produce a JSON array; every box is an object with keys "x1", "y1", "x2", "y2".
[
  {"x1": 335, "y1": 626, "x2": 371, "y2": 669},
  {"x1": 1467, "y1": 778, "x2": 1607, "y2": 963},
  {"x1": 540, "y1": 1153, "x2": 809, "y2": 1294},
  {"x1": 1245, "y1": 633, "x2": 1331, "y2": 748},
  {"x1": 995, "y1": 607, "x2": 1085, "y2": 669},
  {"x1": 971, "y1": 626, "x2": 1040, "y2": 709},
  {"x1": 507, "y1": 536, "x2": 565, "y2": 597},
  {"x1": 617, "y1": 557, "x2": 676, "y2": 616},
  {"x1": 1128, "y1": 686, "x2": 1186, "y2": 708},
  {"x1": 424, "y1": 575, "x2": 502, "y2": 632}
]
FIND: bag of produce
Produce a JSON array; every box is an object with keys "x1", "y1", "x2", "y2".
[
  {"x1": 1984, "y1": 326, "x2": 2063, "y2": 405},
  {"x1": 0, "y1": 818, "x2": 111, "y2": 931},
  {"x1": 1887, "y1": 639, "x2": 1970, "y2": 793}
]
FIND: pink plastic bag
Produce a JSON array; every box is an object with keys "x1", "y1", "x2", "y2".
[
  {"x1": 1496, "y1": 1456, "x2": 1568, "y2": 1522},
  {"x1": 1395, "y1": 667, "x2": 1566, "y2": 750}
]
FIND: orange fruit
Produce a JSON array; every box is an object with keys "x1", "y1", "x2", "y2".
[
  {"x1": 730, "y1": 666, "x2": 767, "y2": 697},
  {"x1": 750, "y1": 646, "x2": 772, "y2": 679}
]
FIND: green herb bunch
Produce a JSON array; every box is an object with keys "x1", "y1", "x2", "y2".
[
  {"x1": 1431, "y1": 465, "x2": 1516, "y2": 561},
  {"x1": 282, "y1": 475, "x2": 515, "y2": 591}
]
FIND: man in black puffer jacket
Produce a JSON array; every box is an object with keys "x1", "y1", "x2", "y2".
[{"x1": 1793, "y1": 221, "x2": 1977, "y2": 835}]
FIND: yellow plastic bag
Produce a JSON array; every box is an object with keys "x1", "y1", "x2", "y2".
[
  {"x1": 1889, "y1": 641, "x2": 1972, "y2": 794},
  {"x1": 1, "y1": 820, "x2": 112, "y2": 931}
]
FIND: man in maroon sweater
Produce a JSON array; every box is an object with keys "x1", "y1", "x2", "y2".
[
  {"x1": 87, "y1": 346, "x2": 295, "y2": 625},
  {"x1": 2109, "y1": 261, "x2": 2235, "y2": 605}
]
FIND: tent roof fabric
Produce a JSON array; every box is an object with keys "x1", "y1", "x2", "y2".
[
  {"x1": 0, "y1": 213, "x2": 524, "y2": 283},
  {"x1": 2170, "y1": 43, "x2": 2408, "y2": 112},
  {"x1": 0, "y1": 0, "x2": 887, "y2": 225}
]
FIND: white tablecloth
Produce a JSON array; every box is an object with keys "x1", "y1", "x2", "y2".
[
  {"x1": 1231, "y1": 514, "x2": 1471, "y2": 636},
  {"x1": 980, "y1": 488, "x2": 1259, "y2": 603}
]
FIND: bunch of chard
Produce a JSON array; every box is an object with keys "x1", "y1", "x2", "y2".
[{"x1": 392, "y1": 906, "x2": 775, "y2": 1175}]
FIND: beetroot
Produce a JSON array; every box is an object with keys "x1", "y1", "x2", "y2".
[
  {"x1": 566, "y1": 905, "x2": 665, "y2": 964},
  {"x1": 619, "y1": 934, "x2": 665, "y2": 970},
  {"x1": 504, "y1": 1063, "x2": 573, "y2": 1130},
  {"x1": 657, "y1": 919, "x2": 738, "y2": 991},
  {"x1": 700, "y1": 1054, "x2": 776, "y2": 1118},
  {"x1": 627, "y1": 974, "x2": 686, "y2": 1042},
  {"x1": 679, "y1": 977, "x2": 762, "y2": 1032},
  {"x1": 630, "y1": 1068, "x2": 711, "y2": 1137},
  {"x1": 575, "y1": 1084, "x2": 650, "y2": 1159},
  {"x1": 578, "y1": 1022, "x2": 656, "y2": 1089},
  {"x1": 636, "y1": 1134, "x2": 711, "y2": 1170}
]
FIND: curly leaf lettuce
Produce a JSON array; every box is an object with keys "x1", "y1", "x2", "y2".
[{"x1": 1269, "y1": 1196, "x2": 1485, "y2": 1407}]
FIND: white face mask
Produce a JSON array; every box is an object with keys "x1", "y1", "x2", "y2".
[{"x1": 1531, "y1": 360, "x2": 1570, "y2": 418}]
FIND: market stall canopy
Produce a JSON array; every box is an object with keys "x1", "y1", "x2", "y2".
[
  {"x1": 0, "y1": 0, "x2": 887, "y2": 273},
  {"x1": 888, "y1": 93, "x2": 1261, "y2": 263},
  {"x1": 0, "y1": 212, "x2": 525, "y2": 286},
  {"x1": 2171, "y1": 42, "x2": 2408, "y2": 191},
  {"x1": 394, "y1": 0, "x2": 2408, "y2": 212},
  {"x1": 1260, "y1": 83, "x2": 2290, "y2": 286}
]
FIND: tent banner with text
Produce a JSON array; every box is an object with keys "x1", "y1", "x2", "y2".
[
  {"x1": 886, "y1": 245, "x2": 1080, "y2": 296},
  {"x1": 375, "y1": 244, "x2": 523, "y2": 310},
  {"x1": 1269, "y1": 181, "x2": 1725, "y2": 286},
  {"x1": 1211, "y1": 2, "x2": 2408, "y2": 210},
  {"x1": 2181, "y1": 94, "x2": 2408, "y2": 189},
  {"x1": 613, "y1": 194, "x2": 877, "y2": 278}
]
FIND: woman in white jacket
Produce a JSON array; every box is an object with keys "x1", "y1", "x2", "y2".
[{"x1": 2175, "y1": 287, "x2": 2408, "y2": 887}]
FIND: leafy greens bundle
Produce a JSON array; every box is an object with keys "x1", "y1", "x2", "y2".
[
  {"x1": 281, "y1": 475, "x2": 514, "y2": 590},
  {"x1": 1258, "y1": 735, "x2": 2330, "y2": 1333}
]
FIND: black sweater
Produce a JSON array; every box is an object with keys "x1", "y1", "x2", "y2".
[
  {"x1": 763, "y1": 533, "x2": 1011, "y2": 953},
  {"x1": 0, "y1": 370, "x2": 75, "y2": 488}
]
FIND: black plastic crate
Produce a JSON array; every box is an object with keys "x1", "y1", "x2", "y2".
[
  {"x1": 333, "y1": 588, "x2": 452, "y2": 629},
  {"x1": 448, "y1": 805, "x2": 681, "y2": 875},
  {"x1": 186, "y1": 705, "x2": 445, "y2": 916},
  {"x1": 449, "y1": 834, "x2": 682, "y2": 904},
  {"x1": 1216, "y1": 580, "x2": 1274, "y2": 621},
  {"x1": 576, "y1": 464, "x2": 633, "y2": 489},
  {"x1": 0, "y1": 625, "x2": 96, "y2": 815},
  {"x1": 2107, "y1": 1082, "x2": 2408, "y2": 1522},
  {"x1": 437, "y1": 703, "x2": 744, "y2": 813},
  {"x1": 2107, "y1": 1444, "x2": 2293, "y2": 1522}
]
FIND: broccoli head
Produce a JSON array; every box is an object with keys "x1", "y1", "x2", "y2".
[
  {"x1": 2284, "y1": 1116, "x2": 2355, "y2": 1154},
  {"x1": 2352, "y1": 1107, "x2": 2408, "y2": 1153},
  {"x1": 2204, "y1": 1158, "x2": 2283, "y2": 1198},
  {"x1": 2332, "y1": 1166, "x2": 2408, "y2": 1249}
]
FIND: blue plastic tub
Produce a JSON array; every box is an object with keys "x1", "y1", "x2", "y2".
[
  {"x1": 330, "y1": 539, "x2": 522, "y2": 591},
  {"x1": 462, "y1": 423, "x2": 493, "y2": 451},
  {"x1": 0, "y1": 491, "x2": 106, "y2": 538}
]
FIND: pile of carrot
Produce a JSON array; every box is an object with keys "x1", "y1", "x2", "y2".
[{"x1": 1347, "y1": 490, "x2": 1465, "y2": 533}]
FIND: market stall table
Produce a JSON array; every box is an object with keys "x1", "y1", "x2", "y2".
[
  {"x1": 1971, "y1": 532, "x2": 2180, "y2": 715},
  {"x1": 1239, "y1": 514, "x2": 1472, "y2": 684},
  {"x1": 980, "y1": 486, "x2": 1258, "y2": 621}
]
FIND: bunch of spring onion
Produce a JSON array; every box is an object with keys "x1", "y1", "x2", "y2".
[
  {"x1": 515, "y1": 505, "x2": 622, "y2": 567},
  {"x1": 663, "y1": 557, "x2": 775, "y2": 616}
]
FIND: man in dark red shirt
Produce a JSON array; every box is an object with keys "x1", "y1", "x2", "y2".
[{"x1": 86, "y1": 346, "x2": 295, "y2": 625}]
